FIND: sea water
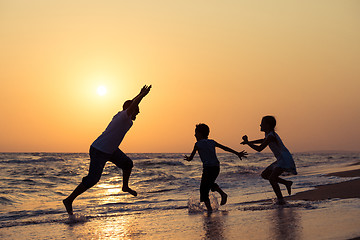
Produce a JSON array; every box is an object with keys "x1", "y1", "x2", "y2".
[{"x1": 0, "y1": 152, "x2": 359, "y2": 239}]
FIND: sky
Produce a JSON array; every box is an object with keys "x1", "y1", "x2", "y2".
[{"x1": 0, "y1": 0, "x2": 359, "y2": 153}]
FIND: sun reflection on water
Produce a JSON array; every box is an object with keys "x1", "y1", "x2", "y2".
[
  {"x1": 96, "y1": 182, "x2": 129, "y2": 206},
  {"x1": 72, "y1": 214, "x2": 142, "y2": 240}
]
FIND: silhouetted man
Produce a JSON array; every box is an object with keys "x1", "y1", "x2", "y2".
[{"x1": 63, "y1": 85, "x2": 152, "y2": 215}]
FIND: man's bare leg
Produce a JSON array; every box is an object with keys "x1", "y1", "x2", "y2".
[
  {"x1": 63, "y1": 182, "x2": 88, "y2": 215},
  {"x1": 122, "y1": 168, "x2": 137, "y2": 196}
]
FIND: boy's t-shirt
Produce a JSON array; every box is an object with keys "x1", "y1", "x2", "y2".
[{"x1": 195, "y1": 139, "x2": 220, "y2": 167}]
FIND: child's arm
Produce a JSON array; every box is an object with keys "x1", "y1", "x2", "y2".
[
  {"x1": 241, "y1": 135, "x2": 275, "y2": 152},
  {"x1": 247, "y1": 139, "x2": 265, "y2": 144},
  {"x1": 215, "y1": 142, "x2": 248, "y2": 160},
  {"x1": 240, "y1": 135, "x2": 265, "y2": 145},
  {"x1": 184, "y1": 145, "x2": 198, "y2": 161}
]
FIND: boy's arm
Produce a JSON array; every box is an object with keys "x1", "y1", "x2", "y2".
[
  {"x1": 215, "y1": 142, "x2": 248, "y2": 160},
  {"x1": 215, "y1": 142, "x2": 238, "y2": 154},
  {"x1": 184, "y1": 145, "x2": 197, "y2": 161},
  {"x1": 126, "y1": 85, "x2": 152, "y2": 116}
]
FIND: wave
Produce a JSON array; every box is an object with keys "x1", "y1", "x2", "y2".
[
  {"x1": 147, "y1": 188, "x2": 175, "y2": 194},
  {"x1": 0, "y1": 205, "x2": 188, "y2": 229},
  {"x1": 0, "y1": 196, "x2": 14, "y2": 205},
  {"x1": 55, "y1": 169, "x2": 79, "y2": 177},
  {"x1": 100, "y1": 204, "x2": 187, "y2": 215},
  {"x1": 1, "y1": 157, "x2": 65, "y2": 164},
  {"x1": 136, "y1": 159, "x2": 185, "y2": 167},
  {"x1": 127, "y1": 153, "x2": 184, "y2": 161},
  {"x1": 0, "y1": 209, "x2": 64, "y2": 223},
  {"x1": 0, "y1": 215, "x2": 77, "y2": 229},
  {"x1": 240, "y1": 201, "x2": 317, "y2": 211},
  {"x1": 136, "y1": 173, "x2": 178, "y2": 184},
  {"x1": 222, "y1": 166, "x2": 261, "y2": 177}
]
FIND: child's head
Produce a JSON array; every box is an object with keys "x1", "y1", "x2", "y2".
[
  {"x1": 195, "y1": 123, "x2": 210, "y2": 140},
  {"x1": 260, "y1": 116, "x2": 276, "y2": 132}
]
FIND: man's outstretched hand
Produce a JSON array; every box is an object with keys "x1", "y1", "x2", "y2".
[{"x1": 140, "y1": 85, "x2": 152, "y2": 96}]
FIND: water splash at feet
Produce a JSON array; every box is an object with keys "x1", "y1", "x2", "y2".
[{"x1": 188, "y1": 194, "x2": 219, "y2": 213}]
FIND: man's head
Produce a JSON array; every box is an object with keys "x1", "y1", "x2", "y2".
[
  {"x1": 195, "y1": 123, "x2": 210, "y2": 141},
  {"x1": 123, "y1": 100, "x2": 140, "y2": 120}
]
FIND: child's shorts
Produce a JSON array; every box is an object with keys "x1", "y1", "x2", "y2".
[{"x1": 200, "y1": 166, "x2": 220, "y2": 202}]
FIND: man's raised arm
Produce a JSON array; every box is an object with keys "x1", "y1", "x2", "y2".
[{"x1": 126, "y1": 85, "x2": 152, "y2": 116}]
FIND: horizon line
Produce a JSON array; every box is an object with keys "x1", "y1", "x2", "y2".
[{"x1": 0, "y1": 150, "x2": 359, "y2": 154}]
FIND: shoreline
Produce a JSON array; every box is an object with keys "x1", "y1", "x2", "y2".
[{"x1": 287, "y1": 168, "x2": 360, "y2": 201}]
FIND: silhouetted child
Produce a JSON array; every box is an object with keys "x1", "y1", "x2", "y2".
[
  {"x1": 184, "y1": 123, "x2": 247, "y2": 212},
  {"x1": 241, "y1": 116, "x2": 297, "y2": 205}
]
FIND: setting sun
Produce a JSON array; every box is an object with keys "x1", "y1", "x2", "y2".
[
  {"x1": 97, "y1": 85, "x2": 107, "y2": 96},
  {"x1": 0, "y1": 0, "x2": 359, "y2": 154}
]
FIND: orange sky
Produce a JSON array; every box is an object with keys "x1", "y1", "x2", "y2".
[{"x1": 0, "y1": 1, "x2": 359, "y2": 153}]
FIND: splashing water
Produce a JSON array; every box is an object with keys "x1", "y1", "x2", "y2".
[{"x1": 187, "y1": 193, "x2": 219, "y2": 213}]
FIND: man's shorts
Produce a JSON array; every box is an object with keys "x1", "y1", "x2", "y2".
[{"x1": 82, "y1": 146, "x2": 133, "y2": 188}]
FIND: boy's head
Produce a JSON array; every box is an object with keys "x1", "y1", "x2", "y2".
[{"x1": 195, "y1": 123, "x2": 210, "y2": 140}]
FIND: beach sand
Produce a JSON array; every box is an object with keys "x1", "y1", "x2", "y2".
[{"x1": 287, "y1": 169, "x2": 360, "y2": 201}]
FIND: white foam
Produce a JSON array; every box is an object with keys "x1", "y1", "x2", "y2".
[
  {"x1": 65, "y1": 214, "x2": 88, "y2": 224},
  {"x1": 240, "y1": 201, "x2": 316, "y2": 211},
  {"x1": 187, "y1": 193, "x2": 219, "y2": 213}
]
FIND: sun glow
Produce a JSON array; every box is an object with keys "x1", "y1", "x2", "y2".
[{"x1": 97, "y1": 85, "x2": 107, "y2": 96}]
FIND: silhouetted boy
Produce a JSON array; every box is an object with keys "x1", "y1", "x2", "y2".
[{"x1": 184, "y1": 123, "x2": 247, "y2": 212}]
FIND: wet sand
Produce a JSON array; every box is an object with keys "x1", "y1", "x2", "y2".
[{"x1": 288, "y1": 169, "x2": 360, "y2": 201}]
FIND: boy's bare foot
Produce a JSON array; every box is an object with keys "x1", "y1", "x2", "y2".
[
  {"x1": 286, "y1": 181, "x2": 293, "y2": 195},
  {"x1": 63, "y1": 198, "x2": 73, "y2": 215},
  {"x1": 204, "y1": 200, "x2": 212, "y2": 212},
  {"x1": 122, "y1": 186, "x2": 137, "y2": 197},
  {"x1": 275, "y1": 199, "x2": 286, "y2": 205},
  {"x1": 220, "y1": 193, "x2": 228, "y2": 205}
]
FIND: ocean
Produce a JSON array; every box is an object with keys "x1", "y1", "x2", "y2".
[{"x1": 1, "y1": 152, "x2": 360, "y2": 239}]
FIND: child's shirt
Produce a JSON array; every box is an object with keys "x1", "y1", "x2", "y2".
[
  {"x1": 265, "y1": 131, "x2": 297, "y2": 174},
  {"x1": 196, "y1": 139, "x2": 220, "y2": 167}
]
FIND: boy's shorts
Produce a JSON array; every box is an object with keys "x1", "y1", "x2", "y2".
[
  {"x1": 82, "y1": 146, "x2": 133, "y2": 188},
  {"x1": 200, "y1": 166, "x2": 220, "y2": 202}
]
